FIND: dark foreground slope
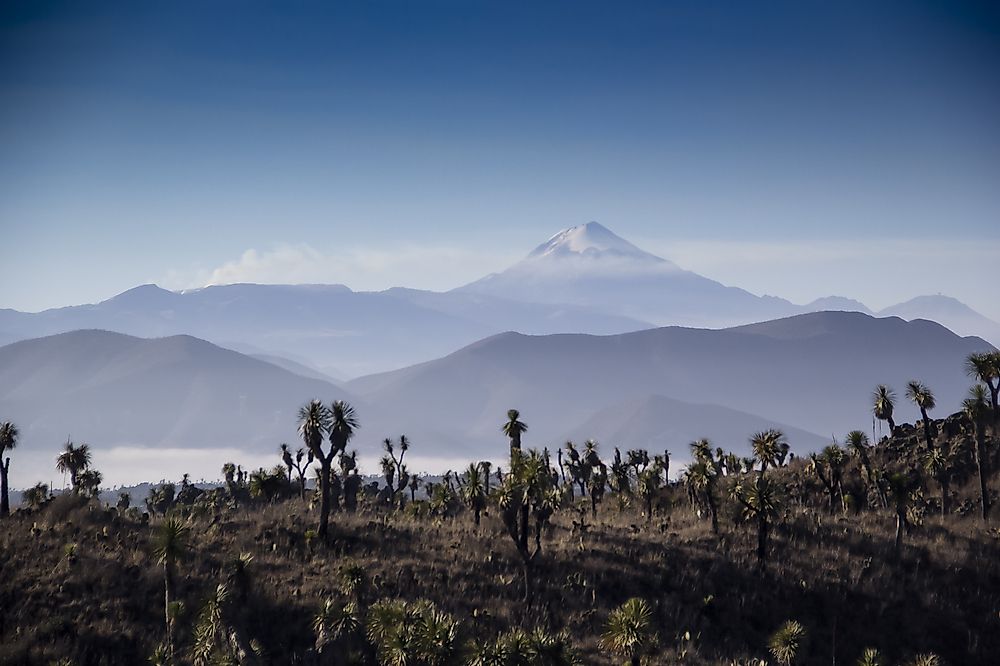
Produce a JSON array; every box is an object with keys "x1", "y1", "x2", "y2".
[{"x1": 1, "y1": 414, "x2": 998, "y2": 665}]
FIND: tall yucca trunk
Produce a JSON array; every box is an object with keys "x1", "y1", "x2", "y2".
[
  {"x1": 318, "y1": 457, "x2": 331, "y2": 538},
  {"x1": 974, "y1": 423, "x2": 990, "y2": 522},
  {"x1": 920, "y1": 408, "x2": 934, "y2": 451},
  {"x1": 164, "y1": 559, "x2": 175, "y2": 661},
  {"x1": 0, "y1": 457, "x2": 10, "y2": 516},
  {"x1": 894, "y1": 510, "x2": 904, "y2": 557}
]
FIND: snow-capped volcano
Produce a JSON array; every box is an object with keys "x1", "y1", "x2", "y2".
[
  {"x1": 457, "y1": 221, "x2": 798, "y2": 326},
  {"x1": 526, "y1": 221, "x2": 672, "y2": 265}
]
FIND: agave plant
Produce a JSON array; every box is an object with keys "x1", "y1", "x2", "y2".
[
  {"x1": 768, "y1": 620, "x2": 807, "y2": 665},
  {"x1": 602, "y1": 598, "x2": 657, "y2": 666}
]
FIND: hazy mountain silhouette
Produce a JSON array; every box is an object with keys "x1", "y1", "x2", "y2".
[
  {"x1": 877, "y1": 295, "x2": 1000, "y2": 346},
  {"x1": 560, "y1": 394, "x2": 829, "y2": 457},
  {"x1": 349, "y1": 311, "x2": 993, "y2": 457},
  {"x1": 0, "y1": 283, "x2": 650, "y2": 377},
  {"x1": 248, "y1": 353, "x2": 343, "y2": 385},
  {"x1": 802, "y1": 296, "x2": 874, "y2": 315},
  {"x1": 0, "y1": 330, "x2": 351, "y2": 456}
]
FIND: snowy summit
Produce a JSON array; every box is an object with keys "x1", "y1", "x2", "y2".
[{"x1": 526, "y1": 221, "x2": 670, "y2": 265}]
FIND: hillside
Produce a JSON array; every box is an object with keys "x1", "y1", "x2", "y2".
[
  {"x1": 559, "y1": 394, "x2": 828, "y2": 456},
  {"x1": 0, "y1": 330, "x2": 352, "y2": 483},
  {"x1": 1, "y1": 410, "x2": 998, "y2": 665},
  {"x1": 349, "y1": 311, "x2": 993, "y2": 456}
]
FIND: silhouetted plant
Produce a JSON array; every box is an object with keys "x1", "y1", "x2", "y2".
[
  {"x1": 845, "y1": 430, "x2": 887, "y2": 508},
  {"x1": 152, "y1": 517, "x2": 192, "y2": 663},
  {"x1": 872, "y1": 385, "x2": 897, "y2": 438},
  {"x1": 299, "y1": 399, "x2": 358, "y2": 539},
  {"x1": 497, "y1": 449, "x2": 559, "y2": 602},
  {"x1": 808, "y1": 444, "x2": 847, "y2": 515},
  {"x1": 750, "y1": 429, "x2": 787, "y2": 472},
  {"x1": 459, "y1": 462, "x2": 488, "y2": 526},
  {"x1": 21, "y1": 482, "x2": 49, "y2": 510},
  {"x1": 905, "y1": 380, "x2": 937, "y2": 451},
  {"x1": 502, "y1": 409, "x2": 528, "y2": 453},
  {"x1": 966, "y1": 351, "x2": 1000, "y2": 417},
  {"x1": 55, "y1": 440, "x2": 92, "y2": 494},
  {"x1": 0, "y1": 420, "x2": 19, "y2": 516},
  {"x1": 963, "y1": 384, "x2": 992, "y2": 521},
  {"x1": 732, "y1": 473, "x2": 783, "y2": 572}
]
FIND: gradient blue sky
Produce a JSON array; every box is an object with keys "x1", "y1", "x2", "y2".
[{"x1": 2, "y1": 0, "x2": 999, "y2": 316}]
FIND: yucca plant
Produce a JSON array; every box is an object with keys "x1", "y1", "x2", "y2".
[
  {"x1": 906, "y1": 380, "x2": 937, "y2": 451},
  {"x1": 366, "y1": 599, "x2": 462, "y2": 666},
  {"x1": 313, "y1": 598, "x2": 362, "y2": 655},
  {"x1": 964, "y1": 383, "x2": 992, "y2": 521},
  {"x1": 768, "y1": 620, "x2": 807, "y2": 665},
  {"x1": 152, "y1": 517, "x2": 191, "y2": 663},
  {"x1": 527, "y1": 627, "x2": 580, "y2": 665},
  {"x1": 905, "y1": 654, "x2": 942, "y2": 666},
  {"x1": 731, "y1": 474, "x2": 783, "y2": 572},
  {"x1": 872, "y1": 385, "x2": 897, "y2": 437},
  {"x1": 55, "y1": 440, "x2": 92, "y2": 493},
  {"x1": 21, "y1": 482, "x2": 49, "y2": 511},
  {"x1": 459, "y1": 462, "x2": 488, "y2": 526},
  {"x1": 749, "y1": 429, "x2": 787, "y2": 472},
  {"x1": 856, "y1": 647, "x2": 884, "y2": 666},
  {"x1": 965, "y1": 351, "x2": 1000, "y2": 414},
  {"x1": 602, "y1": 598, "x2": 657, "y2": 666},
  {"x1": 0, "y1": 420, "x2": 19, "y2": 516},
  {"x1": 502, "y1": 409, "x2": 528, "y2": 453}
]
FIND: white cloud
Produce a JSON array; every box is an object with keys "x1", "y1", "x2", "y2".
[
  {"x1": 163, "y1": 237, "x2": 1000, "y2": 322},
  {"x1": 164, "y1": 243, "x2": 521, "y2": 293}
]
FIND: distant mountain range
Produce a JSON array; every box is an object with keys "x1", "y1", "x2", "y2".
[
  {"x1": 348, "y1": 311, "x2": 992, "y2": 458},
  {"x1": 1, "y1": 312, "x2": 993, "y2": 485},
  {"x1": 1, "y1": 222, "x2": 997, "y2": 378},
  {"x1": 0, "y1": 282, "x2": 648, "y2": 378},
  {"x1": 0, "y1": 330, "x2": 350, "y2": 449}
]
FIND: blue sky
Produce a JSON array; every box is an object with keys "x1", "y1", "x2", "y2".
[{"x1": 2, "y1": 0, "x2": 998, "y2": 317}]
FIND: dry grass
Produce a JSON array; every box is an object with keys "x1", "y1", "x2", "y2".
[{"x1": 2, "y1": 470, "x2": 1000, "y2": 665}]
